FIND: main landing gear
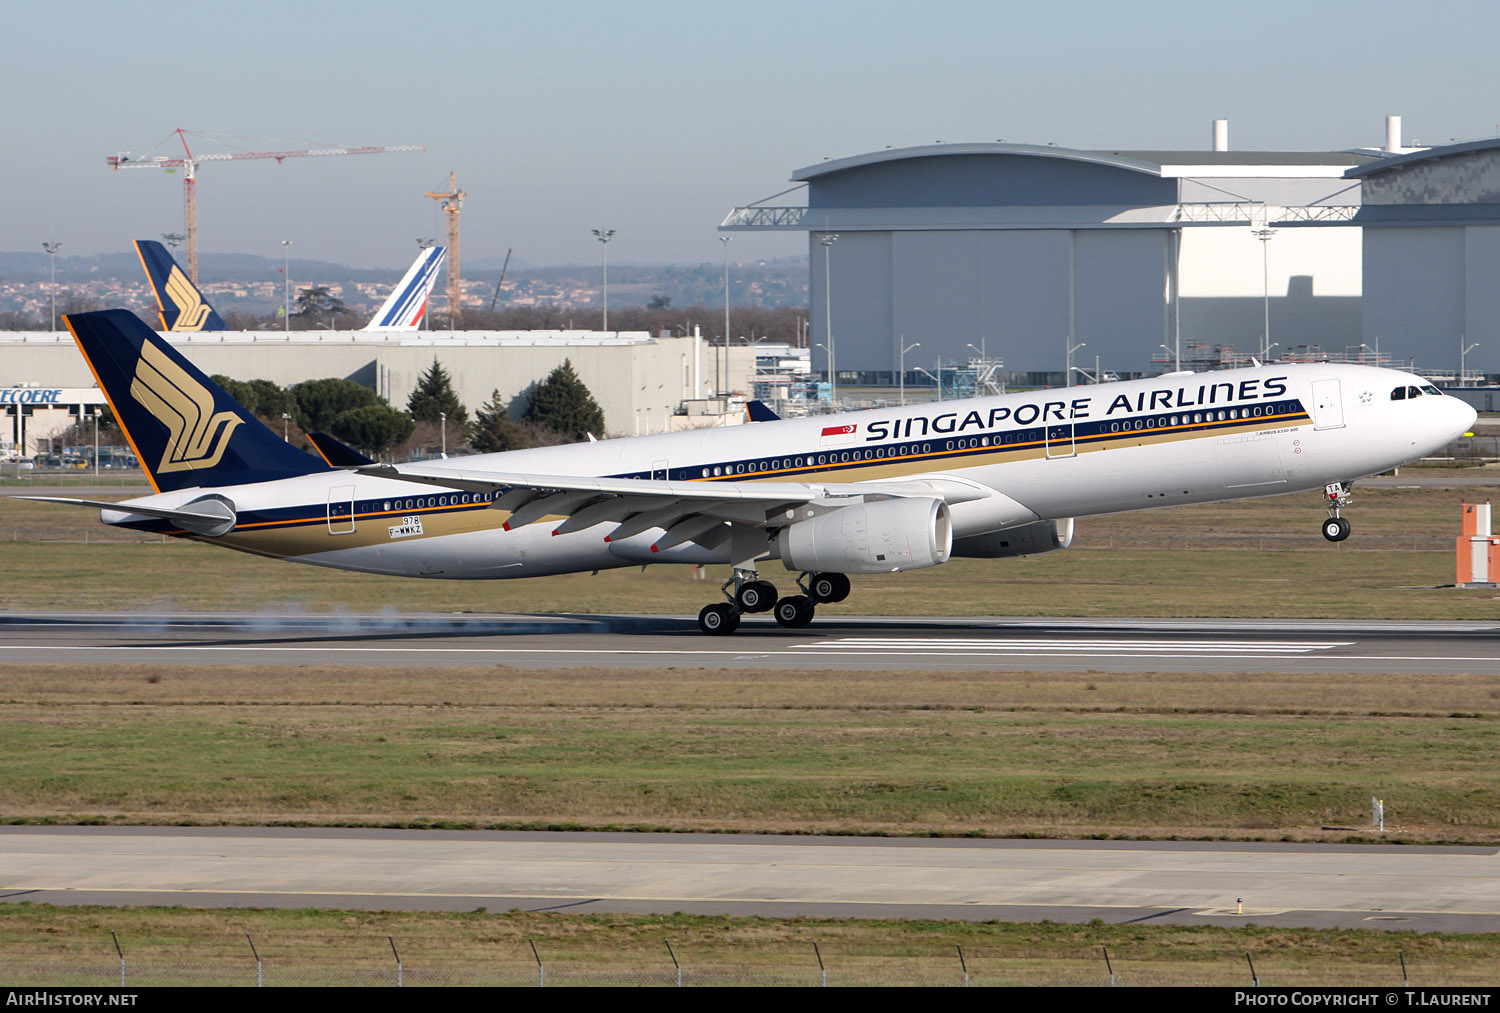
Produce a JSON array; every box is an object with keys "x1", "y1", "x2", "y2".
[
  {"x1": 1321, "y1": 481, "x2": 1353, "y2": 542},
  {"x1": 696, "y1": 569, "x2": 851, "y2": 635}
]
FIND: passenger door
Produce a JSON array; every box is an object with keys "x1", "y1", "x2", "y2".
[
  {"x1": 1311, "y1": 379, "x2": 1344, "y2": 430},
  {"x1": 327, "y1": 484, "x2": 356, "y2": 535}
]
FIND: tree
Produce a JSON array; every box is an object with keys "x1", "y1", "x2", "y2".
[
  {"x1": 290, "y1": 378, "x2": 382, "y2": 433},
  {"x1": 406, "y1": 358, "x2": 469, "y2": 435},
  {"x1": 469, "y1": 389, "x2": 530, "y2": 454},
  {"x1": 210, "y1": 376, "x2": 295, "y2": 421},
  {"x1": 329, "y1": 404, "x2": 414, "y2": 456},
  {"x1": 522, "y1": 359, "x2": 605, "y2": 441},
  {"x1": 647, "y1": 294, "x2": 672, "y2": 310},
  {"x1": 294, "y1": 286, "x2": 346, "y2": 317}
]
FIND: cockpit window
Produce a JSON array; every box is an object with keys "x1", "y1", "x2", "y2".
[
  {"x1": 1421, "y1": 385, "x2": 1442, "y2": 396},
  {"x1": 1408, "y1": 386, "x2": 1423, "y2": 398},
  {"x1": 1391, "y1": 386, "x2": 1406, "y2": 400}
]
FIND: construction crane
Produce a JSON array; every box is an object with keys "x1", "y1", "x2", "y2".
[
  {"x1": 488, "y1": 247, "x2": 514, "y2": 313},
  {"x1": 107, "y1": 129, "x2": 424, "y2": 283},
  {"x1": 425, "y1": 172, "x2": 465, "y2": 323}
]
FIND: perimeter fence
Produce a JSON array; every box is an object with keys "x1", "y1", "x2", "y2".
[{"x1": 2, "y1": 940, "x2": 1491, "y2": 988}]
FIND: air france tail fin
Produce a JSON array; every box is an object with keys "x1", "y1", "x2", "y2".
[
  {"x1": 65, "y1": 309, "x2": 327, "y2": 493},
  {"x1": 133, "y1": 240, "x2": 227, "y2": 332},
  {"x1": 363, "y1": 246, "x2": 446, "y2": 331}
]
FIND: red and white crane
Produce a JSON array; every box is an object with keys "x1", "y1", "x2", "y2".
[{"x1": 107, "y1": 129, "x2": 424, "y2": 282}]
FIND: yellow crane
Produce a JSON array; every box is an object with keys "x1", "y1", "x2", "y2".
[
  {"x1": 107, "y1": 129, "x2": 424, "y2": 283},
  {"x1": 425, "y1": 172, "x2": 466, "y2": 323}
]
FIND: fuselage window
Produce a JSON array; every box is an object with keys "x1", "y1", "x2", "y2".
[
  {"x1": 383, "y1": 501, "x2": 390, "y2": 511},
  {"x1": 713, "y1": 466, "x2": 722, "y2": 476},
  {"x1": 701, "y1": 468, "x2": 709, "y2": 477}
]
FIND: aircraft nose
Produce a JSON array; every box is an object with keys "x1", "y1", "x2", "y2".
[{"x1": 1446, "y1": 396, "x2": 1479, "y2": 439}]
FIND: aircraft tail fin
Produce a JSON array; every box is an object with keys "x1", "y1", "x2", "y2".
[
  {"x1": 133, "y1": 240, "x2": 227, "y2": 332},
  {"x1": 363, "y1": 246, "x2": 446, "y2": 331},
  {"x1": 65, "y1": 309, "x2": 328, "y2": 493}
]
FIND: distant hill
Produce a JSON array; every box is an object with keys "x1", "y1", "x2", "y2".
[{"x1": 0, "y1": 251, "x2": 811, "y2": 317}]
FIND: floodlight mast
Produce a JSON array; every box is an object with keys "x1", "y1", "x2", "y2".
[{"x1": 107, "y1": 129, "x2": 424, "y2": 283}]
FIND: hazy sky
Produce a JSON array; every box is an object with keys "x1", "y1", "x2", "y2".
[{"x1": 7, "y1": 0, "x2": 1499, "y2": 269}]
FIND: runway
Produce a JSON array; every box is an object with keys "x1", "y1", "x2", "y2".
[
  {"x1": 1, "y1": 610, "x2": 1497, "y2": 673},
  {"x1": 2, "y1": 826, "x2": 1497, "y2": 931}
]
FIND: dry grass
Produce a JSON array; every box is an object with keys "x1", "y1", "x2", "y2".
[
  {"x1": 3, "y1": 664, "x2": 1497, "y2": 842},
  {"x1": 1, "y1": 904, "x2": 1497, "y2": 986}
]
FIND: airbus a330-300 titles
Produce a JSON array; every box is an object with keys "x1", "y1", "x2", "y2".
[{"x1": 28, "y1": 310, "x2": 1476, "y2": 634}]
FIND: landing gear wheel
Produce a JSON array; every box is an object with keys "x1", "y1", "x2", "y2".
[
  {"x1": 735, "y1": 580, "x2": 778, "y2": 613},
  {"x1": 698, "y1": 603, "x2": 741, "y2": 635},
  {"x1": 1321, "y1": 516, "x2": 1351, "y2": 542},
  {"x1": 773, "y1": 595, "x2": 816, "y2": 628},
  {"x1": 808, "y1": 572, "x2": 850, "y2": 604}
]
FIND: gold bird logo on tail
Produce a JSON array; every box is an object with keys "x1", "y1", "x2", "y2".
[
  {"x1": 163, "y1": 267, "x2": 211, "y2": 330},
  {"x1": 129, "y1": 341, "x2": 242, "y2": 473}
]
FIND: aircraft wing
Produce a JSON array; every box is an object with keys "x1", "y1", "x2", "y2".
[{"x1": 355, "y1": 461, "x2": 988, "y2": 545}]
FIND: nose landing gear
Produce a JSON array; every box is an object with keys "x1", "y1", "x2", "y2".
[{"x1": 1321, "y1": 482, "x2": 1353, "y2": 542}]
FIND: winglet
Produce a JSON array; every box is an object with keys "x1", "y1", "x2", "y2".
[
  {"x1": 745, "y1": 399, "x2": 781, "y2": 422},
  {"x1": 306, "y1": 431, "x2": 376, "y2": 467},
  {"x1": 134, "y1": 240, "x2": 227, "y2": 332}
]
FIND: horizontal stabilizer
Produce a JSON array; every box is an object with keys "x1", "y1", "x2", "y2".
[{"x1": 19, "y1": 496, "x2": 236, "y2": 537}]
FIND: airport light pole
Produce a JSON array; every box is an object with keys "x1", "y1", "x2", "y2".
[
  {"x1": 281, "y1": 240, "x2": 292, "y2": 332},
  {"x1": 1253, "y1": 226, "x2": 1277, "y2": 361},
  {"x1": 1461, "y1": 338, "x2": 1480, "y2": 387},
  {"x1": 42, "y1": 242, "x2": 61, "y2": 331},
  {"x1": 720, "y1": 235, "x2": 732, "y2": 400},
  {"x1": 440, "y1": 411, "x2": 447, "y2": 457},
  {"x1": 818, "y1": 233, "x2": 838, "y2": 405},
  {"x1": 592, "y1": 229, "x2": 615, "y2": 333},
  {"x1": 900, "y1": 340, "x2": 920, "y2": 406},
  {"x1": 1066, "y1": 341, "x2": 1086, "y2": 388}
]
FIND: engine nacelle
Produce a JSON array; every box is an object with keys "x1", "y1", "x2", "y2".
[
  {"x1": 776, "y1": 497, "x2": 951, "y2": 574},
  {"x1": 950, "y1": 518, "x2": 1073, "y2": 559}
]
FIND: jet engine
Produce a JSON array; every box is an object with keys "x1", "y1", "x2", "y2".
[
  {"x1": 950, "y1": 518, "x2": 1073, "y2": 559},
  {"x1": 776, "y1": 497, "x2": 951, "y2": 573}
]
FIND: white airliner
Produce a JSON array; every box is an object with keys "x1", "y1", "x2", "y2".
[{"x1": 32, "y1": 310, "x2": 1476, "y2": 635}]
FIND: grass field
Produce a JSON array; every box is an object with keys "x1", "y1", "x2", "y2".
[
  {"x1": 3, "y1": 480, "x2": 1498, "y2": 972},
  {"x1": 1, "y1": 478, "x2": 1498, "y2": 617},
  {"x1": 3, "y1": 662, "x2": 1497, "y2": 841},
  {"x1": 2, "y1": 904, "x2": 1497, "y2": 987}
]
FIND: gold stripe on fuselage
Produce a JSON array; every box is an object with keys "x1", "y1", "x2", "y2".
[{"x1": 198, "y1": 411, "x2": 1304, "y2": 559}]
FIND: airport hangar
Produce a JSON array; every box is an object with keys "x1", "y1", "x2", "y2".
[
  {"x1": 722, "y1": 120, "x2": 1500, "y2": 385},
  {"x1": 0, "y1": 328, "x2": 764, "y2": 456}
]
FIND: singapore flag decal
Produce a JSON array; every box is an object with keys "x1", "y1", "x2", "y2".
[{"x1": 820, "y1": 423, "x2": 858, "y2": 447}]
